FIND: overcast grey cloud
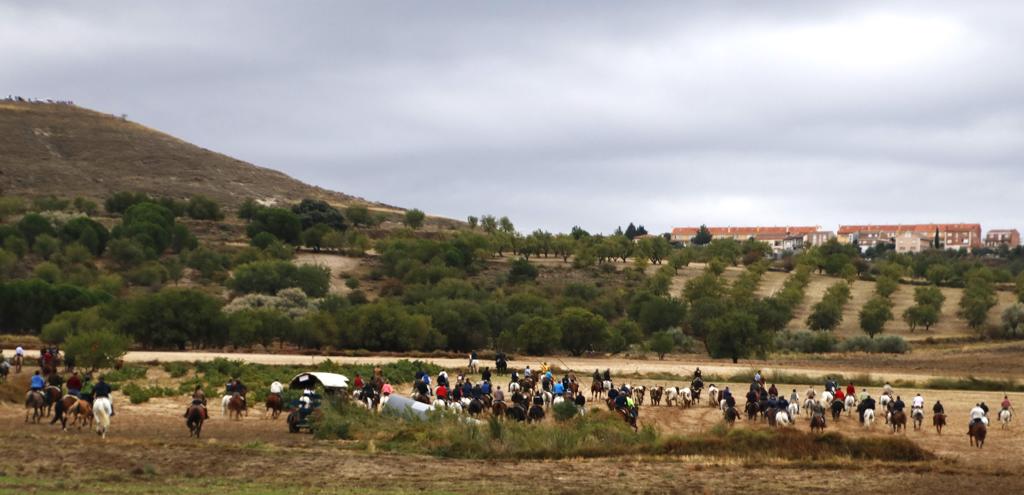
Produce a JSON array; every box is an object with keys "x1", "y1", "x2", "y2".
[{"x1": 2, "y1": 1, "x2": 1023, "y2": 234}]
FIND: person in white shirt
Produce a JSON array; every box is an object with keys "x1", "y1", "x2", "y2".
[
  {"x1": 912, "y1": 393, "x2": 925, "y2": 410},
  {"x1": 270, "y1": 380, "x2": 283, "y2": 395},
  {"x1": 524, "y1": 366, "x2": 532, "y2": 378},
  {"x1": 969, "y1": 403, "x2": 988, "y2": 428}
]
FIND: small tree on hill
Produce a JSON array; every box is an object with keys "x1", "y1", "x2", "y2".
[
  {"x1": 859, "y1": 296, "x2": 893, "y2": 339},
  {"x1": 404, "y1": 209, "x2": 426, "y2": 229},
  {"x1": 649, "y1": 331, "x2": 674, "y2": 360}
]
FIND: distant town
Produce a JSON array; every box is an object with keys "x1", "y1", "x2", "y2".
[{"x1": 670, "y1": 224, "x2": 1019, "y2": 256}]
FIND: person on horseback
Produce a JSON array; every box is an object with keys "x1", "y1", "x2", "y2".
[
  {"x1": 912, "y1": 393, "x2": 925, "y2": 411},
  {"x1": 778, "y1": 396, "x2": 791, "y2": 420},
  {"x1": 524, "y1": 366, "x2": 532, "y2": 379},
  {"x1": 805, "y1": 386, "x2": 816, "y2": 401},
  {"x1": 933, "y1": 400, "x2": 945, "y2": 415},
  {"x1": 470, "y1": 351, "x2": 478, "y2": 368},
  {"x1": 66, "y1": 372, "x2": 82, "y2": 398},
  {"x1": 511, "y1": 370, "x2": 519, "y2": 383},
  {"x1": 47, "y1": 370, "x2": 63, "y2": 390},
  {"x1": 29, "y1": 370, "x2": 44, "y2": 392},
  {"x1": 969, "y1": 403, "x2": 987, "y2": 431},
  {"x1": 883, "y1": 382, "x2": 893, "y2": 397},
  {"x1": 1001, "y1": 395, "x2": 1013, "y2": 418},
  {"x1": 592, "y1": 369, "x2": 601, "y2": 383},
  {"x1": 722, "y1": 386, "x2": 732, "y2": 403},
  {"x1": 353, "y1": 373, "x2": 364, "y2": 390},
  {"x1": 472, "y1": 383, "x2": 483, "y2": 400},
  {"x1": 857, "y1": 394, "x2": 876, "y2": 423},
  {"x1": 980, "y1": 402, "x2": 990, "y2": 415},
  {"x1": 481, "y1": 367, "x2": 491, "y2": 383},
  {"x1": 553, "y1": 380, "x2": 565, "y2": 396},
  {"x1": 892, "y1": 396, "x2": 905, "y2": 412},
  {"x1": 493, "y1": 386, "x2": 505, "y2": 404},
  {"x1": 846, "y1": 382, "x2": 856, "y2": 398},
  {"x1": 540, "y1": 361, "x2": 550, "y2": 374},
  {"x1": 481, "y1": 380, "x2": 491, "y2": 396},
  {"x1": 789, "y1": 389, "x2": 799, "y2": 404},
  {"x1": 461, "y1": 380, "x2": 473, "y2": 399},
  {"x1": 414, "y1": 378, "x2": 429, "y2": 398},
  {"x1": 93, "y1": 376, "x2": 113, "y2": 416},
  {"x1": 753, "y1": 370, "x2": 762, "y2": 384},
  {"x1": 380, "y1": 380, "x2": 394, "y2": 397},
  {"x1": 603, "y1": 369, "x2": 611, "y2": 382},
  {"x1": 835, "y1": 388, "x2": 845, "y2": 403},
  {"x1": 745, "y1": 389, "x2": 758, "y2": 404},
  {"x1": 725, "y1": 392, "x2": 736, "y2": 409},
  {"x1": 768, "y1": 383, "x2": 778, "y2": 398},
  {"x1": 435, "y1": 383, "x2": 448, "y2": 401},
  {"x1": 823, "y1": 377, "x2": 834, "y2": 394}
]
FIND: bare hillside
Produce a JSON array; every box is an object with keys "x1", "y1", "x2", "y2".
[{"x1": 0, "y1": 101, "x2": 386, "y2": 210}]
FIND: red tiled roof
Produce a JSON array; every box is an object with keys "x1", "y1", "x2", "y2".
[{"x1": 836, "y1": 224, "x2": 981, "y2": 235}]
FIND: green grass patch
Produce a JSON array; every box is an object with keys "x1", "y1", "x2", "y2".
[
  {"x1": 311, "y1": 401, "x2": 931, "y2": 462},
  {"x1": 121, "y1": 383, "x2": 179, "y2": 404}
]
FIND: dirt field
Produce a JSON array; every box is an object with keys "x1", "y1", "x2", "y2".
[{"x1": 2, "y1": 359, "x2": 1024, "y2": 494}]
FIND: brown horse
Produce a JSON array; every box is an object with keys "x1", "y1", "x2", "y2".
[
  {"x1": 186, "y1": 404, "x2": 206, "y2": 437},
  {"x1": 969, "y1": 421, "x2": 987, "y2": 448},
  {"x1": 724, "y1": 406, "x2": 739, "y2": 427},
  {"x1": 890, "y1": 410, "x2": 907, "y2": 434},
  {"x1": 933, "y1": 413, "x2": 946, "y2": 435},
  {"x1": 43, "y1": 386, "x2": 61, "y2": 416},
  {"x1": 69, "y1": 399, "x2": 93, "y2": 430},
  {"x1": 810, "y1": 414, "x2": 826, "y2": 433},
  {"x1": 649, "y1": 387, "x2": 663, "y2": 406},
  {"x1": 492, "y1": 401, "x2": 508, "y2": 417},
  {"x1": 25, "y1": 391, "x2": 45, "y2": 423},
  {"x1": 265, "y1": 394, "x2": 284, "y2": 420},
  {"x1": 52, "y1": 395, "x2": 79, "y2": 431},
  {"x1": 617, "y1": 407, "x2": 638, "y2": 432},
  {"x1": 227, "y1": 394, "x2": 246, "y2": 420}
]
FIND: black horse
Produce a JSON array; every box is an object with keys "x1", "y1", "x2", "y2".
[
  {"x1": 830, "y1": 399, "x2": 845, "y2": 421},
  {"x1": 506, "y1": 404, "x2": 526, "y2": 422},
  {"x1": 745, "y1": 401, "x2": 759, "y2": 421}
]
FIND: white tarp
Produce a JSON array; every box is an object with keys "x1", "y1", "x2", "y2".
[
  {"x1": 381, "y1": 394, "x2": 432, "y2": 419},
  {"x1": 289, "y1": 372, "x2": 349, "y2": 390}
]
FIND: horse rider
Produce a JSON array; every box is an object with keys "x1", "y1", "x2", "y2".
[
  {"x1": 980, "y1": 402, "x2": 990, "y2": 415},
  {"x1": 883, "y1": 382, "x2": 893, "y2": 397},
  {"x1": 969, "y1": 403, "x2": 988, "y2": 431},
  {"x1": 380, "y1": 380, "x2": 394, "y2": 397},
  {"x1": 810, "y1": 400, "x2": 826, "y2": 426},
  {"x1": 186, "y1": 384, "x2": 208, "y2": 419},
  {"x1": 437, "y1": 370, "x2": 449, "y2": 388},
  {"x1": 480, "y1": 380, "x2": 491, "y2": 396},
  {"x1": 745, "y1": 388, "x2": 758, "y2": 404},
  {"x1": 891, "y1": 396, "x2": 905, "y2": 412},
  {"x1": 575, "y1": 392, "x2": 587, "y2": 414},
  {"x1": 493, "y1": 386, "x2": 505, "y2": 404},
  {"x1": 472, "y1": 383, "x2": 484, "y2": 400},
  {"x1": 857, "y1": 394, "x2": 876, "y2": 423},
  {"x1": 1001, "y1": 395, "x2": 1014, "y2": 418},
  {"x1": 553, "y1": 379, "x2": 565, "y2": 397},
  {"x1": 47, "y1": 370, "x2": 63, "y2": 392},
  {"x1": 524, "y1": 366, "x2": 532, "y2": 379},
  {"x1": 461, "y1": 380, "x2": 473, "y2": 399},
  {"x1": 481, "y1": 367, "x2": 491, "y2": 383},
  {"x1": 778, "y1": 396, "x2": 791, "y2": 420},
  {"x1": 933, "y1": 400, "x2": 945, "y2": 415},
  {"x1": 93, "y1": 376, "x2": 113, "y2": 416},
  {"x1": 846, "y1": 382, "x2": 856, "y2": 398},
  {"x1": 753, "y1": 370, "x2": 762, "y2": 385},
  {"x1": 805, "y1": 386, "x2": 816, "y2": 402},
  {"x1": 510, "y1": 369, "x2": 519, "y2": 383},
  {"x1": 435, "y1": 382, "x2": 449, "y2": 402},
  {"x1": 592, "y1": 369, "x2": 601, "y2": 384},
  {"x1": 722, "y1": 386, "x2": 732, "y2": 404},
  {"x1": 540, "y1": 361, "x2": 550, "y2": 374},
  {"x1": 603, "y1": 369, "x2": 611, "y2": 382},
  {"x1": 66, "y1": 371, "x2": 83, "y2": 398},
  {"x1": 823, "y1": 376, "x2": 835, "y2": 394},
  {"x1": 834, "y1": 387, "x2": 845, "y2": 403},
  {"x1": 912, "y1": 393, "x2": 925, "y2": 412},
  {"x1": 789, "y1": 389, "x2": 799, "y2": 407},
  {"x1": 29, "y1": 370, "x2": 45, "y2": 396},
  {"x1": 767, "y1": 383, "x2": 778, "y2": 398},
  {"x1": 469, "y1": 351, "x2": 478, "y2": 368},
  {"x1": 724, "y1": 391, "x2": 736, "y2": 409},
  {"x1": 14, "y1": 345, "x2": 25, "y2": 370},
  {"x1": 694, "y1": 367, "x2": 702, "y2": 380},
  {"x1": 858, "y1": 388, "x2": 870, "y2": 403},
  {"x1": 353, "y1": 373, "x2": 364, "y2": 390}
]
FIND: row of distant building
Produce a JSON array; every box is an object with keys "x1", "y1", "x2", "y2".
[{"x1": 669, "y1": 224, "x2": 1021, "y2": 255}]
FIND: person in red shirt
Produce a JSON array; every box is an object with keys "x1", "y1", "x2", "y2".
[
  {"x1": 835, "y1": 388, "x2": 846, "y2": 402},
  {"x1": 436, "y1": 384, "x2": 448, "y2": 401},
  {"x1": 66, "y1": 372, "x2": 83, "y2": 397},
  {"x1": 846, "y1": 383, "x2": 855, "y2": 397},
  {"x1": 353, "y1": 374, "x2": 364, "y2": 390}
]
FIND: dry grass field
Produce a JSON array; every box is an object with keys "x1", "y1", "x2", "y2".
[{"x1": 2, "y1": 356, "x2": 1024, "y2": 495}]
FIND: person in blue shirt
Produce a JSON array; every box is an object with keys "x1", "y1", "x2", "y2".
[
  {"x1": 481, "y1": 381, "x2": 491, "y2": 395},
  {"x1": 553, "y1": 381, "x2": 565, "y2": 396},
  {"x1": 30, "y1": 371, "x2": 45, "y2": 391}
]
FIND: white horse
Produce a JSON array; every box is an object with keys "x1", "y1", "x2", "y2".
[
  {"x1": 803, "y1": 398, "x2": 816, "y2": 413},
  {"x1": 553, "y1": 395, "x2": 566, "y2": 407},
  {"x1": 788, "y1": 402, "x2": 800, "y2": 418},
  {"x1": 844, "y1": 395, "x2": 856, "y2": 416},
  {"x1": 664, "y1": 387, "x2": 679, "y2": 407},
  {"x1": 776, "y1": 411, "x2": 792, "y2": 427},
  {"x1": 221, "y1": 395, "x2": 233, "y2": 416},
  {"x1": 93, "y1": 397, "x2": 112, "y2": 438},
  {"x1": 720, "y1": 399, "x2": 728, "y2": 412},
  {"x1": 863, "y1": 408, "x2": 875, "y2": 429},
  {"x1": 540, "y1": 391, "x2": 553, "y2": 409},
  {"x1": 468, "y1": 359, "x2": 479, "y2": 374},
  {"x1": 707, "y1": 385, "x2": 720, "y2": 407},
  {"x1": 1000, "y1": 409, "x2": 1013, "y2": 429},
  {"x1": 680, "y1": 387, "x2": 693, "y2": 408},
  {"x1": 509, "y1": 382, "x2": 521, "y2": 394},
  {"x1": 821, "y1": 391, "x2": 833, "y2": 405},
  {"x1": 879, "y1": 393, "x2": 892, "y2": 412}
]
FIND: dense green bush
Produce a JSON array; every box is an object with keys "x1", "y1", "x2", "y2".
[
  {"x1": 837, "y1": 335, "x2": 908, "y2": 354},
  {"x1": 228, "y1": 260, "x2": 330, "y2": 297},
  {"x1": 774, "y1": 331, "x2": 837, "y2": 353}
]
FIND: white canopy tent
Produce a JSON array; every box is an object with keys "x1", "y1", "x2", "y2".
[{"x1": 289, "y1": 372, "x2": 349, "y2": 391}]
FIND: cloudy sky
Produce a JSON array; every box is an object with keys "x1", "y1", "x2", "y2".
[{"x1": 3, "y1": 2, "x2": 1023, "y2": 234}]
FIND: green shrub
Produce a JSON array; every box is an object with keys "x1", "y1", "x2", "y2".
[
  {"x1": 837, "y1": 335, "x2": 908, "y2": 354},
  {"x1": 774, "y1": 331, "x2": 837, "y2": 353},
  {"x1": 162, "y1": 361, "x2": 191, "y2": 378},
  {"x1": 552, "y1": 400, "x2": 579, "y2": 422},
  {"x1": 122, "y1": 383, "x2": 179, "y2": 404}
]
